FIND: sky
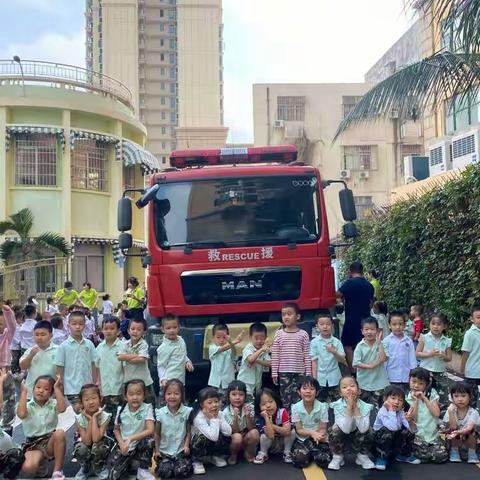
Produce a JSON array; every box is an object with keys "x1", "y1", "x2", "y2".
[{"x1": 0, "y1": 0, "x2": 414, "y2": 143}]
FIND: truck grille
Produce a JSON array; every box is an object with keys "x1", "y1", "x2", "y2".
[{"x1": 180, "y1": 266, "x2": 301, "y2": 305}]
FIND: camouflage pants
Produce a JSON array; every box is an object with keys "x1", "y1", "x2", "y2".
[
  {"x1": 155, "y1": 452, "x2": 193, "y2": 479},
  {"x1": 279, "y1": 373, "x2": 301, "y2": 411},
  {"x1": 107, "y1": 438, "x2": 154, "y2": 480},
  {"x1": 430, "y1": 372, "x2": 450, "y2": 414},
  {"x1": 412, "y1": 437, "x2": 448, "y2": 464},
  {"x1": 191, "y1": 433, "x2": 230, "y2": 460},
  {"x1": 10, "y1": 349, "x2": 21, "y2": 375},
  {"x1": 373, "y1": 427, "x2": 414, "y2": 460},
  {"x1": 360, "y1": 389, "x2": 384, "y2": 410},
  {"x1": 102, "y1": 395, "x2": 121, "y2": 435},
  {"x1": 291, "y1": 438, "x2": 331, "y2": 468},
  {"x1": 318, "y1": 385, "x2": 339, "y2": 404},
  {"x1": 1, "y1": 372, "x2": 16, "y2": 430},
  {"x1": 73, "y1": 438, "x2": 113, "y2": 473},
  {"x1": 0, "y1": 447, "x2": 25, "y2": 479},
  {"x1": 328, "y1": 425, "x2": 372, "y2": 455}
]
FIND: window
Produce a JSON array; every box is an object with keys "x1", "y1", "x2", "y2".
[
  {"x1": 445, "y1": 91, "x2": 480, "y2": 135},
  {"x1": 342, "y1": 96, "x2": 362, "y2": 119},
  {"x1": 123, "y1": 166, "x2": 135, "y2": 190},
  {"x1": 170, "y1": 39, "x2": 175, "y2": 49},
  {"x1": 160, "y1": 67, "x2": 165, "y2": 75},
  {"x1": 162, "y1": 156, "x2": 167, "y2": 164},
  {"x1": 170, "y1": 68, "x2": 176, "y2": 79},
  {"x1": 170, "y1": 53, "x2": 176, "y2": 64},
  {"x1": 72, "y1": 244, "x2": 104, "y2": 291},
  {"x1": 161, "y1": 53, "x2": 165, "y2": 61},
  {"x1": 159, "y1": 23, "x2": 164, "y2": 31},
  {"x1": 161, "y1": 127, "x2": 166, "y2": 134},
  {"x1": 160, "y1": 39, "x2": 164, "y2": 46},
  {"x1": 400, "y1": 144, "x2": 423, "y2": 157},
  {"x1": 170, "y1": 83, "x2": 176, "y2": 94},
  {"x1": 343, "y1": 145, "x2": 377, "y2": 171},
  {"x1": 170, "y1": 97, "x2": 175, "y2": 108},
  {"x1": 277, "y1": 96, "x2": 305, "y2": 121},
  {"x1": 14, "y1": 134, "x2": 57, "y2": 186},
  {"x1": 71, "y1": 139, "x2": 108, "y2": 191},
  {"x1": 162, "y1": 141, "x2": 167, "y2": 149},
  {"x1": 161, "y1": 96, "x2": 166, "y2": 105},
  {"x1": 161, "y1": 81, "x2": 165, "y2": 90},
  {"x1": 354, "y1": 196, "x2": 374, "y2": 220},
  {"x1": 168, "y1": 24, "x2": 176, "y2": 34},
  {"x1": 160, "y1": 9, "x2": 164, "y2": 17},
  {"x1": 161, "y1": 111, "x2": 166, "y2": 120}
]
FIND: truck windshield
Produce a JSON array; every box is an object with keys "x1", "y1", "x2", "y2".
[{"x1": 154, "y1": 175, "x2": 321, "y2": 249}]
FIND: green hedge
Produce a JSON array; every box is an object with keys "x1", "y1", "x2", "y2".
[{"x1": 341, "y1": 163, "x2": 480, "y2": 350}]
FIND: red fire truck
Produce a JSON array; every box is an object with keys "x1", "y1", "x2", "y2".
[{"x1": 117, "y1": 145, "x2": 357, "y2": 385}]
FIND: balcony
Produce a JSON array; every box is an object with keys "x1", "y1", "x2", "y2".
[{"x1": 0, "y1": 59, "x2": 134, "y2": 112}]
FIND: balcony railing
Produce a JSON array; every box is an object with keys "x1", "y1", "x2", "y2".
[{"x1": 0, "y1": 59, "x2": 134, "y2": 112}]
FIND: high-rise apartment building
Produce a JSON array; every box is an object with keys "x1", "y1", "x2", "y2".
[{"x1": 86, "y1": 0, "x2": 227, "y2": 164}]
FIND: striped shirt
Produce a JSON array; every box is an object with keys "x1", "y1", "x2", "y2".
[
  {"x1": 0, "y1": 307, "x2": 16, "y2": 368},
  {"x1": 271, "y1": 328, "x2": 311, "y2": 377}
]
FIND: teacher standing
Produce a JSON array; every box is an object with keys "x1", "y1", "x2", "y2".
[{"x1": 124, "y1": 276, "x2": 146, "y2": 321}]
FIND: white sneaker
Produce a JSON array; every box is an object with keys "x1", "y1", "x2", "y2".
[
  {"x1": 74, "y1": 468, "x2": 89, "y2": 480},
  {"x1": 356, "y1": 453, "x2": 375, "y2": 470},
  {"x1": 193, "y1": 461, "x2": 206, "y2": 475},
  {"x1": 98, "y1": 467, "x2": 109, "y2": 480},
  {"x1": 209, "y1": 455, "x2": 227, "y2": 467},
  {"x1": 136, "y1": 467, "x2": 155, "y2": 480},
  {"x1": 328, "y1": 454, "x2": 345, "y2": 470}
]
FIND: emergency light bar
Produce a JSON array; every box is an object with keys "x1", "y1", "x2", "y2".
[{"x1": 169, "y1": 145, "x2": 297, "y2": 168}]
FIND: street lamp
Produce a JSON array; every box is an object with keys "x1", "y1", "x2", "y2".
[{"x1": 13, "y1": 55, "x2": 26, "y2": 97}]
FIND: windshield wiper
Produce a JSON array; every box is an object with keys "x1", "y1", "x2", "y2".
[{"x1": 182, "y1": 240, "x2": 227, "y2": 254}]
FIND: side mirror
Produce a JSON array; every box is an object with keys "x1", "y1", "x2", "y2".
[
  {"x1": 339, "y1": 188, "x2": 357, "y2": 222},
  {"x1": 136, "y1": 184, "x2": 160, "y2": 209},
  {"x1": 118, "y1": 197, "x2": 132, "y2": 232},
  {"x1": 343, "y1": 222, "x2": 358, "y2": 239},
  {"x1": 119, "y1": 232, "x2": 133, "y2": 250}
]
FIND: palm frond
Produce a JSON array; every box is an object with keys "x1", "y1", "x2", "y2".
[
  {"x1": 333, "y1": 51, "x2": 480, "y2": 141},
  {"x1": 6, "y1": 208, "x2": 34, "y2": 239},
  {"x1": 0, "y1": 221, "x2": 16, "y2": 236},
  {"x1": 0, "y1": 240, "x2": 22, "y2": 263},
  {"x1": 33, "y1": 233, "x2": 70, "y2": 256}
]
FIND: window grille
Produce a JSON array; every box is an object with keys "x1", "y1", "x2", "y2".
[
  {"x1": 354, "y1": 196, "x2": 374, "y2": 220},
  {"x1": 123, "y1": 166, "x2": 136, "y2": 190},
  {"x1": 72, "y1": 139, "x2": 108, "y2": 191},
  {"x1": 14, "y1": 134, "x2": 57, "y2": 186},
  {"x1": 342, "y1": 96, "x2": 363, "y2": 119},
  {"x1": 277, "y1": 96, "x2": 305, "y2": 121},
  {"x1": 343, "y1": 145, "x2": 377, "y2": 171}
]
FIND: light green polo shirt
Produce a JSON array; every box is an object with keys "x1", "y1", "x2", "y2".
[
  {"x1": 310, "y1": 335, "x2": 345, "y2": 387},
  {"x1": 291, "y1": 399, "x2": 328, "y2": 441},
  {"x1": 79, "y1": 288, "x2": 98, "y2": 309},
  {"x1": 22, "y1": 398, "x2": 58, "y2": 438},
  {"x1": 21, "y1": 343, "x2": 58, "y2": 398},
  {"x1": 208, "y1": 344, "x2": 236, "y2": 388},
  {"x1": 95, "y1": 338, "x2": 124, "y2": 396},
  {"x1": 75, "y1": 410, "x2": 111, "y2": 430},
  {"x1": 54, "y1": 288, "x2": 78, "y2": 306},
  {"x1": 156, "y1": 336, "x2": 187, "y2": 384},
  {"x1": 352, "y1": 339, "x2": 389, "y2": 392},
  {"x1": 120, "y1": 338, "x2": 153, "y2": 387},
  {"x1": 222, "y1": 404, "x2": 249, "y2": 431},
  {"x1": 406, "y1": 388, "x2": 440, "y2": 443},
  {"x1": 419, "y1": 332, "x2": 452, "y2": 373},
  {"x1": 237, "y1": 342, "x2": 262, "y2": 395},
  {"x1": 55, "y1": 336, "x2": 96, "y2": 395},
  {"x1": 156, "y1": 404, "x2": 192, "y2": 457},
  {"x1": 331, "y1": 398, "x2": 373, "y2": 419},
  {"x1": 115, "y1": 403, "x2": 154, "y2": 447},
  {"x1": 462, "y1": 325, "x2": 480, "y2": 378}
]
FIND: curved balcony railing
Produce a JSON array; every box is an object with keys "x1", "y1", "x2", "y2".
[{"x1": 0, "y1": 59, "x2": 134, "y2": 112}]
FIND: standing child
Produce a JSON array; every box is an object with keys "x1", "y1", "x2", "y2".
[
  {"x1": 10, "y1": 305, "x2": 24, "y2": 381},
  {"x1": 0, "y1": 304, "x2": 17, "y2": 436},
  {"x1": 237, "y1": 323, "x2": 271, "y2": 402},
  {"x1": 222, "y1": 380, "x2": 259, "y2": 465},
  {"x1": 102, "y1": 295, "x2": 114, "y2": 321},
  {"x1": 45, "y1": 297, "x2": 58, "y2": 316},
  {"x1": 208, "y1": 324, "x2": 243, "y2": 397},
  {"x1": 19, "y1": 304, "x2": 38, "y2": 351},
  {"x1": 55, "y1": 310, "x2": 96, "y2": 413},
  {"x1": 107, "y1": 379, "x2": 155, "y2": 480},
  {"x1": 442, "y1": 381, "x2": 480, "y2": 464},
  {"x1": 253, "y1": 388, "x2": 295, "y2": 465},
  {"x1": 19, "y1": 320, "x2": 58, "y2": 399},
  {"x1": 51, "y1": 314, "x2": 68, "y2": 346},
  {"x1": 190, "y1": 387, "x2": 232, "y2": 474},
  {"x1": 18, "y1": 376, "x2": 67, "y2": 480},
  {"x1": 290, "y1": 376, "x2": 332, "y2": 469},
  {"x1": 382, "y1": 311, "x2": 416, "y2": 391},
  {"x1": 372, "y1": 385, "x2": 419, "y2": 470},
  {"x1": 371, "y1": 301, "x2": 389, "y2": 338},
  {"x1": 117, "y1": 318, "x2": 155, "y2": 405},
  {"x1": 95, "y1": 317, "x2": 124, "y2": 435},
  {"x1": 405, "y1": 367, "x2": 448, "y2": 463},
  {"x1": 461, "y1": 304, "x2": 480, "y2": 406},
  {"x1": 352, "y1": 317, "x2": 389, "y2": 407},
  {"x1": 410, "y1": 305, "x2": 424, "y2": 347},
  {"x1": 72, "y1": 384, "x2": 112, "y2": 480},
  {"x1": 416, "y1": 313, "x2": 452, "y2": 412},
  {"x1": 310, "y1": 314, "x2": 346, "y2": 403},
  {"x1": 157, "y1": 314, "x2": 193, "y2": 390},
  {"x1": 328, "y1": 376, "x2": 375, "y2": 471},
  {"x1": 155, "y1": 379, "x2": 193, "y2": 479},
  {"x1": 271, "y1": 303, "x2": 311, "y2": 411}
]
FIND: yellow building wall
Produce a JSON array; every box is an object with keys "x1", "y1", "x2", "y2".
[
  {"x1": 8, "y1": 107, "x2": 62, "y2": 125},
  {"x1": 71, "y1": 111, "x2": 115, "y2": 134},
  {"x1": 71, "y1": 191, "x2": 112, "y2": 238}
]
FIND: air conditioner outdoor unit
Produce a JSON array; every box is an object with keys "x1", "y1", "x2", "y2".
[
  {"x1": 339, "y1": 169, "x2": 351, "y2": 179},
  {"x1": 451, "y1": 128, "x2": 480, "y2": 170},
  {"x1": 359, "y1": 170, "x2": 370, "y2": 179},
  {"x1": 428, "y1": 138, "x2": 452, "y2": 176},
  {"x1": 403, "y1": 155, "x2": 429, "y2": 183},
  {"x1": 273, "y1": 120, "x2": 284, "y2": 129}
]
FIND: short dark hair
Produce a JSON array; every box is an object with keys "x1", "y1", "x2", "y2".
[
  {"x1": 361, "y1": 316, "x2": 378, "y2": 329},
  {"x1": 430, "y1": 312, "x2": 448, "y2": 326},
  {"x1": 212, "y1": 323, "x2": 229, "y2": 335},
  {"x1": 83, "y1": 282, "x2": 91, "y2": 288},
  {"x1": 249, "y1": 322, "x2": 267, "y2": 336},
  {"x1": 373, "y1": 301, "x2": 388, "y2": 315},
  {"x1": 471, "y1": 304, "x2": 480, "y2": 315},
  {"x1": 281, "y1": 302, "x2": 300, "y2": 315},
  {"x1": 24, "y1": 304, "x2": 37, "y2": 318},
  {"x1": 79, "y1": 384, "x2": 101, "y2": 402},
  {"x1": 368, "y1": 269, "x2": 379, "y2": 278},
  {"x1": 162, "y1": 313, "x2": 179, "y2": 326},
  {"x1": 69, "y1": 310, "x2": 86, "y2": 323},
  {"x1": 409, "y1": 367, "x2": 431, "y2": 384},
  {"x1": 34, "y1": 320, "x2": 52, "y2": 333},
  {"x1": 51, "y1": 314, "x2": 63, "y2": 329},
  {"x1": 388, "y1": 310, "x2": 405, "y2": 324},
  {"x1": 316, "y1": 313, "x2": 333, "y2": 323},
  {"x1": 383, "y1": 385, "x2": 405, "y2": 401},
  {"x1": 102, "y1": 316, "x2": 120, "y2": 329},
  {"x1": 64, "y1": 281, "x2": 73, "y2": 288},
  {"x1": 450, "y1": 381, "x2": 473, "y2": 398},
  {"x1": 226, "y1": 380, "x2": 247, "y2": 404},
  {"x1": 410, "y1": 304, "x2": 424, "y2": 316},
  {"x1": 349, "y1": 261, "x2": 364, "y2": 274},
  {"x1": 128, "y1": 276, "x2": 139, "y2": 287},
  {"x1": 297, "y1": 375, "x2": 320, "y2": 393},
  {"x1": 102, "y1": 294, "x2": 110, "y2": 301},
  {"x1": 33, "y1": 375, "x2": 55, "y2": 393},
  {"x1": 129, "y1": 317, "x2": 147, "y2": 331},
  {"x1": 46, "y1": 297, "x2": 53, "y2": 304},
  {"x1": 254, "y1": 388, "x2": 281, "y2": 416}
]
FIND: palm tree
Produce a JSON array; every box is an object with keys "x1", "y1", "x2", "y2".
[
  {"x1": 334, "y1": 0, "x2": 480, "y2": 140},
  {"x1": 0, "y1": 208, "x2": 70, "y2": 264}
]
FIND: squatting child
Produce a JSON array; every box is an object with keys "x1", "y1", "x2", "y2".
[{"x1": 461, "y1": 304, "x2": 480, "y2": 406}]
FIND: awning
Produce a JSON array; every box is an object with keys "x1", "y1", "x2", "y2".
[
  {"x1": 6, "y1": 125, "x2": 65, "y2": 151},
  {"x1": 122, "y1": 139, "x2": 161, "y2": 174},
  {"x1": 70, "y1": 130, "x2": 121, "y2": 161}
]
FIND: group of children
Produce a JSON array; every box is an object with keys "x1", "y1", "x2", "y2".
[{"x1": 1, "y1": 299, "x2": 480, "y2": 479}]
